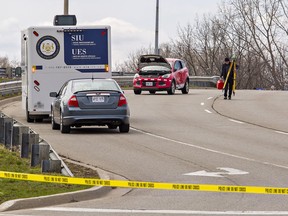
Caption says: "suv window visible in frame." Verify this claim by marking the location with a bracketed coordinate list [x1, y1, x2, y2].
[181, 60, 186, 68]
[174, 61, 183, 71]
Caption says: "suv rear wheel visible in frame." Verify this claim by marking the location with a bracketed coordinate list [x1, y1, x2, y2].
[181, 80, 189, 94]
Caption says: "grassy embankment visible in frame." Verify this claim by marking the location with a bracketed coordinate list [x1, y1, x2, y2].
[0, 145, 97, 204]
[0, 86, 97, 204]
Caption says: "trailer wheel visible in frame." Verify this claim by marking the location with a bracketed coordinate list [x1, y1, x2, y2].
[26, 112, 33, 123]
[26, 99, 33, 123]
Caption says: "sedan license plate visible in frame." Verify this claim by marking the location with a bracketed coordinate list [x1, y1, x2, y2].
[92, 96, 105, 103]
[146, 82, 153, 86]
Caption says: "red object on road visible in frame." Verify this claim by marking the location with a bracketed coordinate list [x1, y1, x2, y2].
[217, 79, 224, 90]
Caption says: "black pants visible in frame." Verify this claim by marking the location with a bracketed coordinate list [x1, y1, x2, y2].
[224, 79, 233, 98]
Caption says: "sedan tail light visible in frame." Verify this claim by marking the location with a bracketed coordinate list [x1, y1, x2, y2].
[68, 95, 79, 107]
[118, 94, 127, 107]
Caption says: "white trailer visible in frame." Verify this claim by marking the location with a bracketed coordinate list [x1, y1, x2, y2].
[21, 25, 111, 122]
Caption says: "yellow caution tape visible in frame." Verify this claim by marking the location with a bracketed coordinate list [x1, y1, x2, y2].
[1, 170, 288, 195]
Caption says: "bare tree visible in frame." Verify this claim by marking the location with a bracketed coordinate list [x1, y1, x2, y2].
[114, 46, 154, 72]
[225, 0, 288, 89]
[115, 0, 288, 90]
[0, 56, 10, 68]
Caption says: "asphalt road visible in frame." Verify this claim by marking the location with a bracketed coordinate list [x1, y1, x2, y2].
[1, 89, 288, 216]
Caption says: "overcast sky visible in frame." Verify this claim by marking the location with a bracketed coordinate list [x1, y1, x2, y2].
[0, 0, 222, 68]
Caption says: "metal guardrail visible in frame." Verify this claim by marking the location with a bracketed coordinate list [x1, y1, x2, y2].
[0, 76, 219, 95]
[114, 75, 219, 88]
[0, 80, 22, 96]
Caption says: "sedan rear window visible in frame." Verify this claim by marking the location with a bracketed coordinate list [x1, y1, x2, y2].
[72, 80, 120, 92]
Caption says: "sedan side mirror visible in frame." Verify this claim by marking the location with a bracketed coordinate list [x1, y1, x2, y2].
[49, 92, 58, 97]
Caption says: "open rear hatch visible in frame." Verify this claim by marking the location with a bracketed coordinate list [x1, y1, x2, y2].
[138, 54, 171, 71]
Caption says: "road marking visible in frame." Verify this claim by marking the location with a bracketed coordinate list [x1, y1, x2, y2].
[275, 131, 288, 136]
[184, 167, 249, 177]
[229, 119, 244, 124]
[34, 207, 288, 215]
[131, 128, 288, 170]
[205, 109, 212, 114]
[207, 97, 213, 100]
[200, 102, 205, 106]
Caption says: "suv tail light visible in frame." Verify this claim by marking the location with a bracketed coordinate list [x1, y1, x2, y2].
[118, 94, 127, 107]
[68, 95, 79, 107]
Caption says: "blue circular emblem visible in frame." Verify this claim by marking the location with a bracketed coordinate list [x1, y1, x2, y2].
[36, 36, 60, 60]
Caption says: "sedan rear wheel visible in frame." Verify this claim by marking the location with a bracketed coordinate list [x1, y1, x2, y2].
[60, 111, 70, 134]
[119, 123, 129, 133]
[51, 109, 60, 130]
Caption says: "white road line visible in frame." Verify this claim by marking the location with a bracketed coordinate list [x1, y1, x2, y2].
[275, 131, 288, 136]
[207, 97, 213, 100]
[34, 207, 288, 215]
[131, 128, 288, 170]
[229, 119, 244, 124]
[205, 109, 212, 114]
[201, 102, 205, 106]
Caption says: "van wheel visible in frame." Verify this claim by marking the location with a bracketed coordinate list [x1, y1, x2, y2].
[119, 124, 129, 133]
[60, 111, 70, 133]
[26, 111, 33, 123]
[181, 80, 189, 94]
[167, 81, 176, 95]
[26, 99, 33, 123]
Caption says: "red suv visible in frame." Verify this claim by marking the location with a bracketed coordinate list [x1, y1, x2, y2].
[133, 54, 189, 95]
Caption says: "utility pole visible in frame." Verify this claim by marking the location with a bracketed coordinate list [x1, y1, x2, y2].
[64, 0, 69, 15]
[154, 0, 159, 55]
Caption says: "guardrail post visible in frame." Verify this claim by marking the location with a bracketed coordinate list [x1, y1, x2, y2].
[0, 116, 5, 143]
[39, 143, 50, 162]
[31, 143, 50, 167]
[42, 160, 62, 173]
[21, 133, 39, 158]
[4, 118, 13, 149]
[31, 144, 39, 167]
[12, 125, 29, 149]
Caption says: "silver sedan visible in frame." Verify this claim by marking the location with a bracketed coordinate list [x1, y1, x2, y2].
[50, 78, 130, 133]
